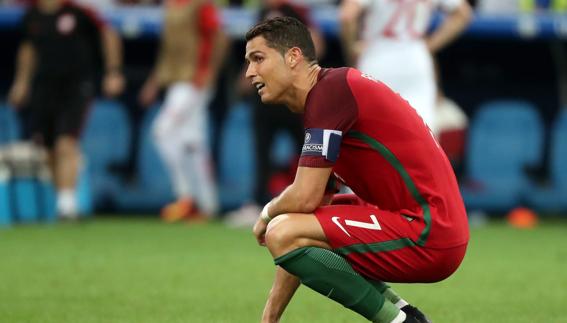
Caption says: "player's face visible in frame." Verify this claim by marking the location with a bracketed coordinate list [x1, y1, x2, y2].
[245, 36, 294, 104]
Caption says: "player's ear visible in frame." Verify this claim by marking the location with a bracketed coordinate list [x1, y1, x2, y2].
[287, 47, 302, 67]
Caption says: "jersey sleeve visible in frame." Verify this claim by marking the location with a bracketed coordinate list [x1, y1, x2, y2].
[437, 0, 463, 12]
[198, 1, 221, 35]
[194, 2, 221, 87]
[299, 68, 358, 168]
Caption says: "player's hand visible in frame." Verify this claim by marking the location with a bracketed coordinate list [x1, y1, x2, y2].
[425, 38, 438, 54]
[138, 80, 159, 108]
[253, 216, 269, 246]
[8, 81, 29, 109]
[346, 41, 365, 67]
[103, 71, 125, 98]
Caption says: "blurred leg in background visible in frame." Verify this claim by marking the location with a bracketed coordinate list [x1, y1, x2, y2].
[153, 83, 219, 221]
[28, 78, 95, 219]
[138, 0, 227, 221]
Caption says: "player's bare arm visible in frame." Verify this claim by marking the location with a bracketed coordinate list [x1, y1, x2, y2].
[100, 26, 125, 97]
[206, 28, 229, 87]
[253, 166, 332, 245]
[139, 47, 165, 107]
[308, 27, 326, 60]
[252, 165, 334, 322]
[339, 0, 364, 66]
[196, 2, 227, 88]
[426, 1, 473, 53]
[8, 41, 36, 108]
[261, 267, 301, 323]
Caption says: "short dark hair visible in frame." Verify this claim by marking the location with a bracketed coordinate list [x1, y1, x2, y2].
[245, 17, 317, 63]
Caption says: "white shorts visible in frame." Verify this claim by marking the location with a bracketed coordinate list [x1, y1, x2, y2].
[153, 82, 211, 145]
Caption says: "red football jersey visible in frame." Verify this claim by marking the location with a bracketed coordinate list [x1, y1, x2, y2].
[299, 67, 469, 248]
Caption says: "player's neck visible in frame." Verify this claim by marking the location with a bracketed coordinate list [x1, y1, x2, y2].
[286, 63, 321, 113]
[38, 0, 63, 13]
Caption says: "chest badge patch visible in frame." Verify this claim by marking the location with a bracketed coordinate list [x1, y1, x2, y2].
[57, 13, 76, 35]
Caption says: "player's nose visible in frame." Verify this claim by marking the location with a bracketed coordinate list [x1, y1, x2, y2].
[245, 63, 257, 79]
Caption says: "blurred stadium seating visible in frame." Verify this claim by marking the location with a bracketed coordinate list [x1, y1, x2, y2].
[0, 6, 566, 39]
[460, 100, 544, 212]
[0, 169, 9, 225]
[0, 6, 566, 217]
[81, 99, 132, 209]
[0, 103, 21, 145]
[526, 108, 567, 211]
[112, 104, 175, 212]
[218, 101, 255, 209]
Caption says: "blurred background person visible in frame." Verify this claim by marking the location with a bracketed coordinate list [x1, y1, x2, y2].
[73, 0, 116, 10]
[7, 0, 124, 219]
[116, 0, 161, 4]
[476, 0, 518, 13]
[224, 0, 326, 227]
[138, 0, 227, 222]
[339, 0, 472, 135]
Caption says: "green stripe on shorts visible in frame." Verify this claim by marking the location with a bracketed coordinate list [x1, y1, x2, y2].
[334, 238, 416, 256]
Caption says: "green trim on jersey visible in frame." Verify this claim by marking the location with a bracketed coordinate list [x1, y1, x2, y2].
[347, 130, 432, 246]
[335, 238, 416, 256]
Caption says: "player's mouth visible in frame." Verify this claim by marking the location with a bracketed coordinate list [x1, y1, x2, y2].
[253, 82, 266, 95]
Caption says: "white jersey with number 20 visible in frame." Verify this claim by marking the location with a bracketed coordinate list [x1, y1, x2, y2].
[355, 0, 462, 134]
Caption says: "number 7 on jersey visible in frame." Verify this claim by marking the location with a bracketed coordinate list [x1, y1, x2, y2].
[346, 215, 382, 230]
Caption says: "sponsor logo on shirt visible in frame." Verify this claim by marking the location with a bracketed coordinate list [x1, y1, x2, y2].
[57, 14, 76, 35]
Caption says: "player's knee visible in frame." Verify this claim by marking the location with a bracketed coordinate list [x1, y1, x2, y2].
[265, 215, 299, 254]
[55, 136, 78, 156]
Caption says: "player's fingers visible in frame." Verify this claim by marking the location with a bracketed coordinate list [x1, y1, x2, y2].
[104, 76, 124, 97]
[9, 93, 25, 109]
[139, 87, 155, 107]
[8, 86, 25, 108]
[256, 234, 266, 246]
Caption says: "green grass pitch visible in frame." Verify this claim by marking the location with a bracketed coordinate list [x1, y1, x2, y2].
[0, 217, 566, 323]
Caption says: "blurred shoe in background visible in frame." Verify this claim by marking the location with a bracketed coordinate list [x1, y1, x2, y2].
[224, 203, 261, 228]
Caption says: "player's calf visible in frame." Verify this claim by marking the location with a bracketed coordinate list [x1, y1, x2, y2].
[275, 246, 405, 322]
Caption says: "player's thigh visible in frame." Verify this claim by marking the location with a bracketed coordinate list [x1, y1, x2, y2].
[57, 80, 94, 139]
[315, 205, 441, 282]
[153, 83, 191, 137]
[346, 240, 466, 283]
[155, 83, 206, 141]
[29, 81, 60, 147]
[180, 86, 210, 144]
[314, 205, 415, 249]
[265, 213, 331, 255]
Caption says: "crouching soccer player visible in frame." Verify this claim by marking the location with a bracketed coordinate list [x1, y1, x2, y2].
[245, 17, 469, 323]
